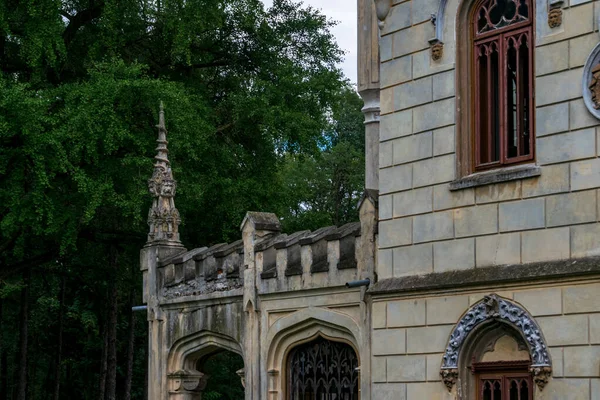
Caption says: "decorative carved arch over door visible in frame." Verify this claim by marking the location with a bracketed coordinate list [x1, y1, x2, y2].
[439, 294, 552, 392]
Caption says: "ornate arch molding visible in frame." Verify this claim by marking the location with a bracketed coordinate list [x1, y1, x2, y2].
[265, 307, 361, 400]
[440, 294, 552, 392]
[167, 331, 244, 397]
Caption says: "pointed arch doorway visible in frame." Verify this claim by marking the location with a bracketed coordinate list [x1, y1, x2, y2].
[286, 335, 359, 400]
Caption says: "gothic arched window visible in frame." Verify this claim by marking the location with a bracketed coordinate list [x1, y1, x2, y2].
[472, 0, 534, 170]
[287, 336, 359, 400]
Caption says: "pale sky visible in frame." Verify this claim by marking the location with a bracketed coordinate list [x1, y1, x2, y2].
[260, 0, 358, 83]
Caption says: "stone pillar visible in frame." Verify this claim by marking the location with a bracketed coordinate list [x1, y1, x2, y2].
[142, 103, 187, 400]
[358, 0, 381, 191]
[240, 212, 281, 400]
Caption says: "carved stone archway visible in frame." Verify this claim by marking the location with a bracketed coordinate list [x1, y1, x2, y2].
[265, 307, 361, 400]
[440, 294, 552, 392]
[167, 331, 244, 400]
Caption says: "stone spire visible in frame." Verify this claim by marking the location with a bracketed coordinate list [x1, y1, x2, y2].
[147, 102, 181, 245]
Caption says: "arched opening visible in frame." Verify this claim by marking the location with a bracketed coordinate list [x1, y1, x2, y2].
[440, 294, 551, 398]
[459, 321, 533, 400]
[167, 332, 245, 400]
[286, 335, 359, 400]
[196, 350, 245, 400]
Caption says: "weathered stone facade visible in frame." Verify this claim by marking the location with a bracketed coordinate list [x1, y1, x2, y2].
[141, 0, 600, 399]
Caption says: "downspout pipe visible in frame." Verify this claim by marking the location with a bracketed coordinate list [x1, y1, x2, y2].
[345, 278, 370, 289]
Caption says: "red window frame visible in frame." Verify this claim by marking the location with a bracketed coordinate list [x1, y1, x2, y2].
[473, 360, 533, 400]
[472, 0, 535, 171]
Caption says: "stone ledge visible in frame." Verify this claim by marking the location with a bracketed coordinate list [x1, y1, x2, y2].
[449, 164, 541, 191]
[369, 257, 600, 295]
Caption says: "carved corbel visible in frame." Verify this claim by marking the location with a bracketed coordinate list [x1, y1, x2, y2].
[429, 39, 444, 62]
[530, 366, 552, 391]
[374, 0, 393, 29]
[236, 368, 246, 388]
[440, 368, 458, 392]
[168, 370, 209, 393]
[548, 0, 564, 28]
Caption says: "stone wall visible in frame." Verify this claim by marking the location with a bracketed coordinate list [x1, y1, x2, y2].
[370, 283, 600, 399]
[377, 0, 600, 279]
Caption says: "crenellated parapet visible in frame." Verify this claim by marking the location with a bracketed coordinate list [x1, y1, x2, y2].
[155, 216, 365, 301]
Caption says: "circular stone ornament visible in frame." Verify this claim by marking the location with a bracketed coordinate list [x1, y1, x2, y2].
[582, 42, 600, 118]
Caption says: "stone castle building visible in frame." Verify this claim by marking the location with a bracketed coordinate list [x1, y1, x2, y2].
[141, 0, 600, 399]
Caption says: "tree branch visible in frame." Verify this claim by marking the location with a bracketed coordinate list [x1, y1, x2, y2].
[62, 1, 106, 47]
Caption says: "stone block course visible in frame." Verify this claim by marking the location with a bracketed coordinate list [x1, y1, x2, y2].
[433, 238, 475, 272]
[476, 233, 521, 267]
[392, 132, 433, 165]
[372, 356, 387, 382]
[379, 217, 412, 248]
[475, 181, 521, 204]
[406, 382, 450, 400]
[569, 99, 598, 130]
[392, 22, 433, 58]
[412, 48, 455, 80]
[434, 185, 475, 210]
[522, 227, 570, 263]
[393, 77, 433, 111]
[413, 211, 454, 243]
[536, 68, 584, 106]
[373, 328, 406, 355]
[547, 190, 597, 227]
[380, 141, 393, 168]
[413, 154, 455, 188]
[536, 103, 569, 137]
[571, 158, 600, 191]
[522, 164, 570, 198]
[570, 33, 597, 68]
[387, 355, 427, 382]
[381, 2, 411, 35]
[413, 98, 455, 133]
[381, 56, 413, 88]
[393, 243, 433, 276]
[381, 87, 394, 114]
[537, 314, 589, 346]
[432, 126, 454, 156]
[373, 302, 387, 329]
[549, 347, 564, 377]
[388, 299, 426, 327]
[372, 383, 406, 400]
[406, 325, 453, 354]
[426, 296, 470, 325]
[381, 34, 392, 62]
[537, 128, 596, 165]
[379, 194, 393, 220]
[564, 283, 600, 313]
[425, 354, 442, 381]
[591, 314, 600, 344]
[393, 187, 433, 217]
[499, 198, 545, 232]
[535, 41, 569, 76]
[412, 0, 438, 24]
[380, 164, 412, 194]
[381, 110, 412, 141]
[453, 204, 498, 237]
[542, 378, 590, 400]
[564, 346, 600, 377]
[513, 288, 562, 316]
[433, 70, 454, 101]
[572, 223, 600, 258]
[378, 248, 393, 280]
[593, 379, 600, 400]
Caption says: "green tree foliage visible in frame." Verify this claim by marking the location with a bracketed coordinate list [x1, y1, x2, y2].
[0, 0, 364, 399]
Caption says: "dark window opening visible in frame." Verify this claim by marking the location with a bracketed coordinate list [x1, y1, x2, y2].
[287, 336, 359, 400]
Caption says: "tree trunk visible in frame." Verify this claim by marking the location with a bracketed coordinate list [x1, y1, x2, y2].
[0, 298, 4, 400]
[0, 350, 7, 400]
[53, 275, 66, 400]
[105, 246, 119, 400]
[17, 269, 30, 400]
[98, 318, 109, 400]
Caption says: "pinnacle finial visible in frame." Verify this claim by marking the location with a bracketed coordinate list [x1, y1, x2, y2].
[146, 102, 181, 245]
